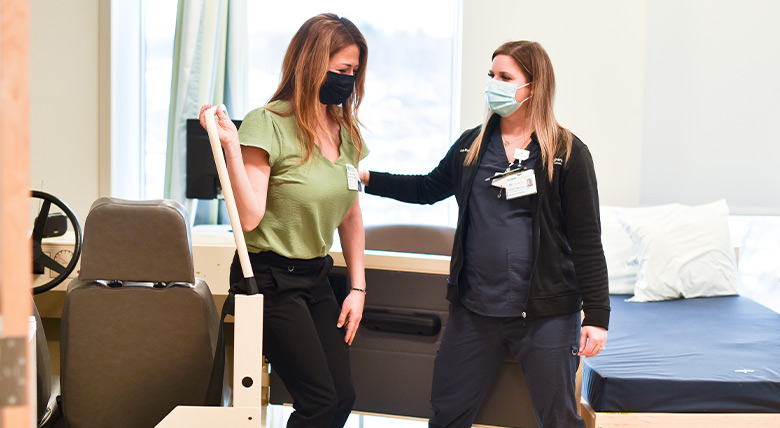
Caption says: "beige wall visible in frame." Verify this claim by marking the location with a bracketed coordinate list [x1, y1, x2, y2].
[30, 0, 105, 223]
[460, 0, 646, 207]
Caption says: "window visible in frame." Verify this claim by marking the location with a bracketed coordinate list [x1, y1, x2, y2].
[142, 1, 461, 228]
[143, 0, 178, 199]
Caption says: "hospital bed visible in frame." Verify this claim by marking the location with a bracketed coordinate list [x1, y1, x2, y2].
[580, 202, 780, 427]
[579, 294, 780, 427]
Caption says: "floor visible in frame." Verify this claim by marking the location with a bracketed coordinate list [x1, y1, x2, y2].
[264, 405, 430, 428]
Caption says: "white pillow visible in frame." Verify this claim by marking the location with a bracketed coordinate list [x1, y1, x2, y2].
[600, 206, 639, 294]
[617, 200, 739, 302]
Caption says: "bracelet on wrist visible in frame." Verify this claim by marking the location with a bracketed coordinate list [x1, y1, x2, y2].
[350, 287, 366, 294]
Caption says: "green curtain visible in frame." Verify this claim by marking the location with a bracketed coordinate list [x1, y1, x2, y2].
[164, 0, 247, 223]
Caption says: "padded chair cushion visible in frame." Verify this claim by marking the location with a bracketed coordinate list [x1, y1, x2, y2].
[365, 224, 455, 256]
[78, 198, 195, 283]
[60, 279, 219, 428]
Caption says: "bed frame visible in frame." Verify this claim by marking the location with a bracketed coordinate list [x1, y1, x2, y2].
[580, 399, 780, 428]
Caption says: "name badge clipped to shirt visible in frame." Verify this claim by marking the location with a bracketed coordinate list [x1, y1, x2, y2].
[346, 164, 361, 191]
[504, 169, 537, 199]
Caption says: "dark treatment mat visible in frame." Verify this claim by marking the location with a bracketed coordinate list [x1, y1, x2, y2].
[582, 294, 780, 413]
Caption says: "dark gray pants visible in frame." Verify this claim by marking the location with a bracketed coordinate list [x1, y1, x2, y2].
[429, 302, 584, 428]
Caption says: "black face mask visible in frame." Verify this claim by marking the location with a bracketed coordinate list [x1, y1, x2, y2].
[319, 71, 356, 105]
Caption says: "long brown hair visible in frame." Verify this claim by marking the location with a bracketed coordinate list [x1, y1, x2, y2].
[465, 41, 572, 181]
[267, 13, 367, 163]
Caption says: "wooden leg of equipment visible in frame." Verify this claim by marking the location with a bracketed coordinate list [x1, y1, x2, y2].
[157, 405, 264, 426]
[156, 294, 264, 427]
[232, 294, 265, 407]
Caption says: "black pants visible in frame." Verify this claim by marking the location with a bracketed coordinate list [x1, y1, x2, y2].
[429, 302, 584, 428]
[230, 251, 355, 428]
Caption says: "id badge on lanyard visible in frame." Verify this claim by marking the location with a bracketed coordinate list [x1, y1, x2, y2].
[504, 169, 537, 199]
[487, 149, 537, 199]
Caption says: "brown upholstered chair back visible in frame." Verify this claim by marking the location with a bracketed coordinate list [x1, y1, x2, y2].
[60, 198, 221, 428]
[364, 224, 455, 256]
[78, 198, 195, 283]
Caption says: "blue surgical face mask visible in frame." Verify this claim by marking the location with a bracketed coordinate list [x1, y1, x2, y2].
[485, 79, 532, 117]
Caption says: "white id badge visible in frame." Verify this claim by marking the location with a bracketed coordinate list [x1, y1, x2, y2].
[505, 169, 537, 199]
[346, 164, 360, 191]
[514, 148, 530, 162]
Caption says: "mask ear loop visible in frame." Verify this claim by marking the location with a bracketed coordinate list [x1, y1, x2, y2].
[516, 81, 532, 106]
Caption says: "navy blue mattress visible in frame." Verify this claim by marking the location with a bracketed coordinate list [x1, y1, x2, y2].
[582, 294, 780, 413]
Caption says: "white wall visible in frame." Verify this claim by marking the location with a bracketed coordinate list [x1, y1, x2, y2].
[640, 0, 780, 214]
[30, 0, 102, 223]
[460, 0, 646, 207]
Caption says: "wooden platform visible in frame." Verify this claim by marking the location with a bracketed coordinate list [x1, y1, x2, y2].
[581, 399, 780, 428]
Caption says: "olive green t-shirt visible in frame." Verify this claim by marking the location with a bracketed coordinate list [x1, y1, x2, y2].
[237, 100, 368, 259]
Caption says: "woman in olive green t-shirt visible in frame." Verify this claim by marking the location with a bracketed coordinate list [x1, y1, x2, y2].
[199, 14, 368, 428]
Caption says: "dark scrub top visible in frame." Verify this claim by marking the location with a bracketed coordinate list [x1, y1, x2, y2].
[460, 126, 539, 317]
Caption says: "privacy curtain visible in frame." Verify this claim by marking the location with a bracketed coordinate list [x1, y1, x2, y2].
[164, 0, 247, 222]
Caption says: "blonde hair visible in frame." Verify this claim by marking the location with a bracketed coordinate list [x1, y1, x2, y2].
[267, 13, 367, 164]
[465, 41, 572, 182]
